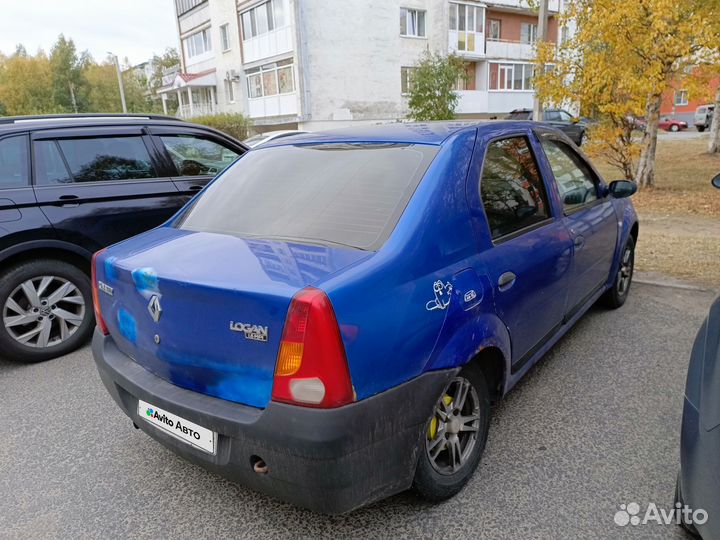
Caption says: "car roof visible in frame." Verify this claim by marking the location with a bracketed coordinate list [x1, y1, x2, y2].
[260, 120, 543, 147]
[0, 114, 213, 136]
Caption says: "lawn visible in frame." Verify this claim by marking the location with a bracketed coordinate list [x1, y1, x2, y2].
[593, 137, 720, 288]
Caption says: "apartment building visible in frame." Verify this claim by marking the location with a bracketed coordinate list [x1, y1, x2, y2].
[163, 0, 565, 130]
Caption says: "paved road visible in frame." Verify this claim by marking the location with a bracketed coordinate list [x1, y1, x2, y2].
[658, 128, 707, 141]
[1, 282, 715, 539]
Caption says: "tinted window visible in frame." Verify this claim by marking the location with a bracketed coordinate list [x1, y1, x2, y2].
[41, 136, 157, 184]
[544, 110, 561, 121]
[0, 135, 29, 188]
[540, 138, 598, 212]
[34, 141, 73, 185]
[480, 137, 550, 240]
[176, 143, 438, 250]
[159, 135, 239, 177]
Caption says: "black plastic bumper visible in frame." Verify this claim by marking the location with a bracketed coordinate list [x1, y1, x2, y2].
[92, 329, 457, 514]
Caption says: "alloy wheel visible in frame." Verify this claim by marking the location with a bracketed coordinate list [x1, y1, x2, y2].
[617, 245, 634, 295]
[2, 275, 85, 348]
[425, 376, 481, 475]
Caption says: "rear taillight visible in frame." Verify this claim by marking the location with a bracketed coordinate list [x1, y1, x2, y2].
[91, 249, 109, 335]
[271, 287, 354, 408]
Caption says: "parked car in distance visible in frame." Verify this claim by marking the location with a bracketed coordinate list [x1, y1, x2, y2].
[694, 105, 714, 132]
[243, 130, 308, 148]
[626, 115, 647, 132]
[93, 121, 638, 514]
[676, 174, 720, 539]
[0, 114, 246, 363]
[659, 117, 688, 132]
[506, 108, 588, 146]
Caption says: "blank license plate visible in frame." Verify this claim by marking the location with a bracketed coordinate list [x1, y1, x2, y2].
[138, 399, 216, 454]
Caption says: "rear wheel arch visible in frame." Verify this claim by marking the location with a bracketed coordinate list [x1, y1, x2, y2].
[0, 242, 92, 276]
[467, 346, 506, 403]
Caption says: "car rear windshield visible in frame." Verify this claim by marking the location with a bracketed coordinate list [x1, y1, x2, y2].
[175, 142, 439, 251]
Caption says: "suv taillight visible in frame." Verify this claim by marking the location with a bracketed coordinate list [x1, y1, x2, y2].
[91, 249, 109, 335]
[271, 287, 354, 408]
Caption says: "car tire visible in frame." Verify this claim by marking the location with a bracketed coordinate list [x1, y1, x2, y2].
[0, 259, 93, 363]
[675, 471, 701, 537]
[412, 363, 491, 502]
[670, 124, 680, 132]
[697, 126, 706, 133]
[602, 235, 635, 309]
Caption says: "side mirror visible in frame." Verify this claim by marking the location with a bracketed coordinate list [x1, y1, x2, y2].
[571, 117, 580, 124]
[712, 174, 720, 189]
[608, 180, 637, 198]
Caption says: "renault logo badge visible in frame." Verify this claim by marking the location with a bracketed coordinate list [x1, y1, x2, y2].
[148, 295, 162, 323]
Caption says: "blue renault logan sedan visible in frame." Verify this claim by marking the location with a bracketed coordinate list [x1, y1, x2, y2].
[92, 122, 638, 513]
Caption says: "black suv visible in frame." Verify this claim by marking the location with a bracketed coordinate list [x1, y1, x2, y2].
[506, 108, 588, 146]
[0, 114, 246, 362]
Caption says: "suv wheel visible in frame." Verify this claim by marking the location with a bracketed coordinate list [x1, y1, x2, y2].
[0, 259, 93, 363]
[413, 364, 490, 501]
[697, 125, 706, 133]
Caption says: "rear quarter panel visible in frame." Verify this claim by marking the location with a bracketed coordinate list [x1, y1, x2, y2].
[323, 130, 486, 400]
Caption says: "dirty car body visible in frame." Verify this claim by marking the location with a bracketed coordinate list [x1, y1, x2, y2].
[92, 121, 638, 513]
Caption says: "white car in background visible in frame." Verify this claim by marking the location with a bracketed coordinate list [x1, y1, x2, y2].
[243, 130, 308, 148]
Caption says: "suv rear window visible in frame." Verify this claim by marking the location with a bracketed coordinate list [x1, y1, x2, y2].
[176, 143, 438, 250]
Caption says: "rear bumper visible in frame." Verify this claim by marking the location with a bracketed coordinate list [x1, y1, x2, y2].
[92, 329, 456, 514]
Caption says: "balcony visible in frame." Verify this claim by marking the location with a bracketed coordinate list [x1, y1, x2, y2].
[485, 39, 535, 60]
[485, 0, 560, 12]
[243, 26, 293, 64]
[448, 30, 485, 58]
[248, 92, 298, 119]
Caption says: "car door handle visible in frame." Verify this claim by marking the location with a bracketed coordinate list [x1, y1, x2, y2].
[497, 272, 516, 291]
[187, 185, 203, 192]
[56, 195, 80, 207]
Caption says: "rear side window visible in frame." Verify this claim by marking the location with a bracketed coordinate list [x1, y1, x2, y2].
[176, 143, 438, 250]
[480, 137, 550, 240]
[0, 135, 29, 188]
[158, 135, 239, 177]
[540, 138, 598, 212]
[36, 136, 157, 185]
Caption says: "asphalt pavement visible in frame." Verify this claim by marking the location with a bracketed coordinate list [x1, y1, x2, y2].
[0, 281, 716, 540]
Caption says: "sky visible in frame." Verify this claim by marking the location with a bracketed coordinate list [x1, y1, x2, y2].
[0, 0, 178, 67]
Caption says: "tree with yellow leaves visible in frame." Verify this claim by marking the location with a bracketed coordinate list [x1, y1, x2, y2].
[535, 0, 719, 188]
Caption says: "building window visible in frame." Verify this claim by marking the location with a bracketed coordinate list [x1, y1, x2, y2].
[449, 2, 485, 52]
[401, 66, 417, 94]
[454, 62, 476, 91]
[560, 26, 570, 45]
[521, 23, 538, 44]
[674, 90, 689, 106]
[488, 19, 501, 40]
[241, 0, 285, 40]
[489, 62, 535, 91]
[400, 8, 426, 37]
[184, 28, 212, 58]
[246, 58, 294, 99]
[220, 24, 231, 51]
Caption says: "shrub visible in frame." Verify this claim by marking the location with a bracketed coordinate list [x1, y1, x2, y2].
[190, 113, 252, 140]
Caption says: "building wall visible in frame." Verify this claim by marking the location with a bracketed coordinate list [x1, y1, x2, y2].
[207, 0, 245, 113]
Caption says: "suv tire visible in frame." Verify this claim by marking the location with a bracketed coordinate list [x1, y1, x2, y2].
[413, 364, 490, 501]
[0, 259, 93, 363]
